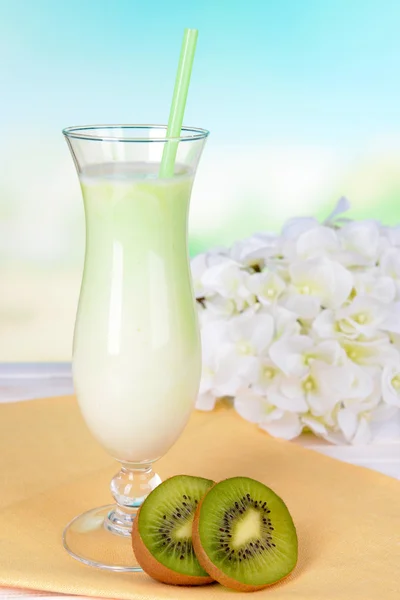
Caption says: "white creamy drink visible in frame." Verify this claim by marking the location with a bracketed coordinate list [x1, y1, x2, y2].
[73, 163, 201, 463]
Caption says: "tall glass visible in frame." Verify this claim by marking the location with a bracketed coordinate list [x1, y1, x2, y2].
[62, 125, 209, 571]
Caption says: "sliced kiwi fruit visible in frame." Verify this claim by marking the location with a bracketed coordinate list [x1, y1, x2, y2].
[132, 475, 215, 585]
[192, 476, 298, 591]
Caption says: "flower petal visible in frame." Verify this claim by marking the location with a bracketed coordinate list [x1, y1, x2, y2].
[370, 408, 400, 442]
[269, 335, 313, 377]
[234, 390, 265, 423]
[301, 415, 328, 435]
[201, 319, 228, 361]
[289, 257, 353, 310]
[284, 293, 321, 319]
[354, 271, 396, 304]
[196, 392, 217, 411]
[317, 361, 374, 400]
[213, 350, 252, 396]
[380, 248, 400, 280]
[338, 221, 381, 267]
[312, 309, 336, 339]
[229, 311, 274, 355]
[296, 226, 339, 260]
[249, 314, 275, 354]
[206, 295, 237, 317]
[335, 296, 394, 338]
[271, 306, 301, 339]
[343, 338, 399, 367]
[352, 417, 372, 445]
[282, 217, 319, 239]
[337, 408, 358, 442]
[381, 365, 400, 407]
[230, 234, 279, 267]
[260, 410, 303, 440]
[252, 360, 280, 394]
[268, 384, 308, 412]
[324, 196, 351, 225]
[247, 271, 286, 304]
[382, 302, 400, 334]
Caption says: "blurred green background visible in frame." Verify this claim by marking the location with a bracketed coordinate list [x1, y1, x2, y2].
[1, 0, 400, 360]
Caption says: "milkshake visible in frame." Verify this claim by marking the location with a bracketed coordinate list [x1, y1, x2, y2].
[62, 24, 207, 572]
[73, 162, 201, 463]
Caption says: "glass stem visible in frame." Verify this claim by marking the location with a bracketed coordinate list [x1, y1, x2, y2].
[105, 463, 162, 537]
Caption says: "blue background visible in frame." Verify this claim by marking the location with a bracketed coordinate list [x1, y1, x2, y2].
[3, 0, 400, 145]
[1, 0, 400, 359]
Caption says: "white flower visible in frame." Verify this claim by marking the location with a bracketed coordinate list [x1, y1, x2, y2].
[196, 318, 256, 406]
[318, 361, 374, 401]
[269, 335, 343, 377]
[266, 376, 309, 412]
[191, 251, 232, 298]
[234, 389, 265, 423]
[336, 410, 372, 444]
[331, 377, 383, 444]
[196, 319, 229, 410]
[247, 270, 286, 305]
[195, 391, 217, 411]
[335, 297, 396, 337]
[384, 226, 400, 247]
[390, 332, 400, 351]
[204, 296, 237, 317]
[312, 309, 342, 339]
[230, 234, 279, 268]
[320, 362, 369, 413]
[295, 226, 340, 260]
[270, 306, 301, 340]
[285, 257, 353, 318]
[380, 248, 400, 299]
[259, 410, 303, 440]
[353, 271, 396, 304]
[369, 407, 400, 442]
[279, 218, 322, 265]
[337, 221, 381, 267]
[195, 200, 400, 445]
[323, 196, 351, 226]
[250, 359, 281, 395]
[197, 309, 276, 412]
[341, 336, 399, 367]
[265, 360, 373, 428]
[201, 258, 255, 310]
[314, 299, 399, 342]
[282, 216, 319, 239]
[224, 309, 274, 364]
[382, 365, 400, 407]
[384, 302, 400, 334]
[301, 415, 329, 436]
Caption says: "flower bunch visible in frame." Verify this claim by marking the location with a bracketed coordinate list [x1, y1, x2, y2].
[192, 198, 400, 444]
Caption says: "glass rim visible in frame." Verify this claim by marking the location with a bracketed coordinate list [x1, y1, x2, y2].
[62, 124, 210, 143]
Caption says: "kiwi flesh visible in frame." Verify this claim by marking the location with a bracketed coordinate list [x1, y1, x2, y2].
[192, 476, 298, 591]
[132, 475, 214, 585]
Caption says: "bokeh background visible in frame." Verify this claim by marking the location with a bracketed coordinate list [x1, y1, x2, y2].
[2, 0, 400, 361]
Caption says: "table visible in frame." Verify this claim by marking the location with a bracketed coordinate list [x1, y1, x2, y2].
[0, 363, 399, 599]
[1, 363, 399, 479]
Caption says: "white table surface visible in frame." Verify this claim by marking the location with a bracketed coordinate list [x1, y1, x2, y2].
[0, 363, 399, 599]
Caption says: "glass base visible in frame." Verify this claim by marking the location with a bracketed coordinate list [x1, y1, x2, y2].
[63, 505, 142, 571]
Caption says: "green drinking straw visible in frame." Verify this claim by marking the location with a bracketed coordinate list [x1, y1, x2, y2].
[159, 28, 198, 178]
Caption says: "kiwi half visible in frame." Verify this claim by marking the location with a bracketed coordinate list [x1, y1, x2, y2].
[132, 475, 214, 585]
[192, 477, 298, 591]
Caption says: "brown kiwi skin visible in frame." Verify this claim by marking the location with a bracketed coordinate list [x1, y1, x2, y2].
[132, 508, 214, 586]
[192, 484, 295, 592]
